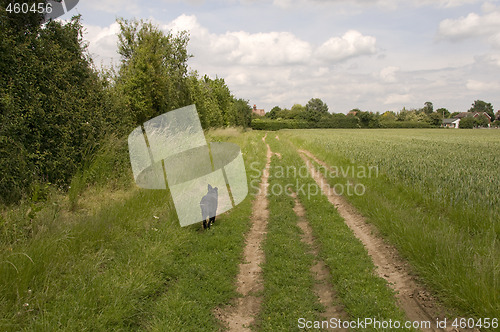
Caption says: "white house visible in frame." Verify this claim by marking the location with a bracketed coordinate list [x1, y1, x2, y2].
[442, 118, 460, 128]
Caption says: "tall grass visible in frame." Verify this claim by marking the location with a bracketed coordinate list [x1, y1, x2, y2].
[0, 130, 266, 331]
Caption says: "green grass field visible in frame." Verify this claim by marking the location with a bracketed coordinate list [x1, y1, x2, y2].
[1, 128, 498, 330]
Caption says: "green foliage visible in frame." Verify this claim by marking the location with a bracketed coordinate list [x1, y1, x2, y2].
[379, 121, 432, 128]
[0, 8, 110, 204]
[115, 19, 250, 130]
[304, 98, 328, 122]
[469, 100, 494, 120]
[436, 108, 450, 118]
[475, 114, 490, 127]
[0, 137, 31, 204]
[459, 116, 477, 129]
[381, 111, 397, 121]
[423, 101, 434, 114]
[290, 103, 306, 120]
[357, 111, 380, 128]
[68, 135, 131, 210]
[1, 14, 250, 205]
[267, 106, 281, 119]
[116, 18, 191, 125]
[231, 98, 253, 127]
[251, 119, 311, 130]
[427, 112, 443, 126]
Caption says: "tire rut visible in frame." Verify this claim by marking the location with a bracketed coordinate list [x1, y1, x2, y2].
[217, 134, 272, 331]
[298, 148, 454, 332]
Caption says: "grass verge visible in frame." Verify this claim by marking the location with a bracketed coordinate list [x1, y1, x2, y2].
[0, 129, 266, 331]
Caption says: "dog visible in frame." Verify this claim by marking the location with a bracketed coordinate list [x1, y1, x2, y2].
[200, 184, 218, 229]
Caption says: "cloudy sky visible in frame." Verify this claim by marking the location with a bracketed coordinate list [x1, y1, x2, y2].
[62, 0, 500, 114]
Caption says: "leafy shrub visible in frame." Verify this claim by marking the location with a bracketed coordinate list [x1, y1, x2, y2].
[379, 121, 433, 128]
[0, 136, 31, 204]
[459, 117, 476, 129]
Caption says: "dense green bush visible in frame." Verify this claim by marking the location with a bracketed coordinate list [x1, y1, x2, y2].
[459, 117, 476, 129]
[0, 6, 110, 204]
[379, 121, 433, 128]
[251, 119, 311, 130]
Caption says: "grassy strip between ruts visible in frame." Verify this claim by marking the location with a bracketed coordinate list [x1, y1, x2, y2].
[0, 130, 266, 331]
[261, 136, 407, 331]
[283, 131, 499, 321]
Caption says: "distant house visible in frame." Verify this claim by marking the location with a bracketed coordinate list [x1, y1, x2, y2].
[252, 105, 265, 116]
[347, 110, 359, 117]
[442, 118, 460, 128]
[454, 112, 492, 122]
[443, 111, 492, 128]
[496, 110, 500, 121]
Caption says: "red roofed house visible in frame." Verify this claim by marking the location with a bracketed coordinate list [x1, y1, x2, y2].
[252, 105, 265, 117]
[454, 112, 492, 122]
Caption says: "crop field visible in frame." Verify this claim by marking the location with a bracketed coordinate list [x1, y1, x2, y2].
[1, 128, 499, 331]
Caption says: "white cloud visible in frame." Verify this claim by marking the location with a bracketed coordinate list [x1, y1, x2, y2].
[379, 66, 399, 83]
[273, 0, 481, 9]
[316, 30, 377, 63]
[84, 0, 140, 14]
[384, 93, 413, 105]
[438, 5, 500, 47]
[416, 0, 481, 8]
[466, 79, 500, 91]
[165, 15, 313, 66]
[165, 15, 375, 66]
[84, 22, 121, 67]
[475, 53, 500, 67]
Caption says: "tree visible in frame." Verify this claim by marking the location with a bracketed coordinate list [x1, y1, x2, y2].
[357, 111, 380, 128]
[231, 98, 252, 127]
[436, 108, 450, 118]
[1, 4, 110, 203]
[186, 72, 221, 128]
[304, 98, 328, 122]
[306, 98, 329, 114]
[116, 18, 191, 125]
[475, 114, 490, 127]
[428, 113, 443, 126]
[207, 76, 233, 126]
[290, 104, 306, 120]
[460, 117, 477, 129]
[423, 101, 433, 115]
[381, 111, 396, 121]
[469, 100, 494, 120]
[267, 106, 281, 120]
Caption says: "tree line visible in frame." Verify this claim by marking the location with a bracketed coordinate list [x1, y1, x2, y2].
[252, 99, 499, 130]
[0, 1, 252, 205]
